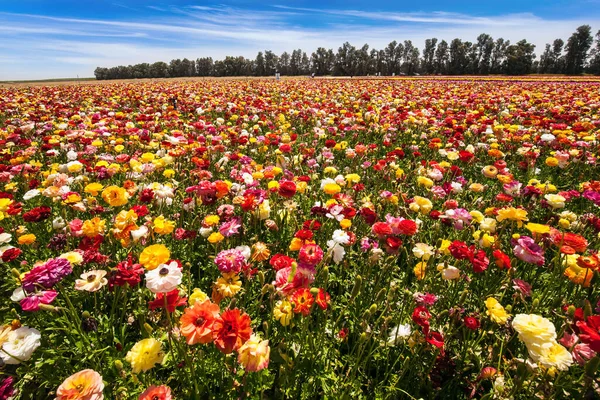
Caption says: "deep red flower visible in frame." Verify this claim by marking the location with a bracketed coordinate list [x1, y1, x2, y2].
[109, 255, 144, 288]
[412, 306, 431, 331]
[315, 288, 331, 310]
[464, 316, 480, 330]
[278, 181, 296, 198]
[22, 206, 52, 222]
[469, 249, 489, 273]
[426, 331, 444, 349]
[1, 247, 21, 263]
[449, 241, 472, 260]
[396, 219, 418, 235]
[148, 289, 188, 313]
[269, 254, 295, 271]
[576, 316, 600, 352]
[372, 222, 392, 237]
[493, 249, 512, 270]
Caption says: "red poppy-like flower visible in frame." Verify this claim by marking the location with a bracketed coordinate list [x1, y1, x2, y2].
[576, 316, 600, 352]
[278, 180, 296, 198]
[269, 254, 295, 271]
[426, 331, 444, 349]
[302, 219, 322, 231]
[315, 288, 330, 310]
[493, 249, 512, 270]
[109, 256, 144, 288]
[464, 316, 480, 330]
[372, 222, 393, 237]
[449, 241, 472, 260]
[360, 207, 377, 225]
[180, 300, 220, 345]
[148, 289, 188, 312]
[291, 288, 315, 316]
[551, 229, 588, 253]
[412, 306, 431, 331]
[22, 206, 52, 222]
[1, 247, 21, 263]
[298, 243, 323, 266]
[470, 249, 489, 273]
[396, 219, 418, 235]
[213, 308, 252, 354]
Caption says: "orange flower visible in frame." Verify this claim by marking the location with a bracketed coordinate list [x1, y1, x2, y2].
[138, 385, 172, 400]
[213, 308, 252, 354]
[577, 255, 599, 270]
[551, 229, 588, 253]
[564, 264, 594, 287]
[56, 369, 104, 400]
[180, 300, 220, 345]
[291, 288, 315, 316]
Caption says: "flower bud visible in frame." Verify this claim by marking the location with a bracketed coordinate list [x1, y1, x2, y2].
[359, 332, 369, 341]
[11, 268, 21, 279]
[82, 311, 91, 319]
[228, 298, 237, 309]
[39, 304, 59, 313]
[505, 304, 512, 313]
[143, 322, 153, 335]
[532, 298, 539, 309]
[257, 271, 265, 286]
[459, 290, 468, 304]
[567, 305, 576, 317]
[584, 300, 593, 318]
[369, 304, 378, 315]
[114, 360, 124, 371]
[375, 288, 386, 304]
[262, 321, 269, 336]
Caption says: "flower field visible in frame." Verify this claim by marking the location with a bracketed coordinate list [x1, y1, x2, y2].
[2, 76, 600, 399]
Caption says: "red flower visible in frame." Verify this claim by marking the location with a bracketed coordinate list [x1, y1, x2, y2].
[396, 219, 418, 235]
[302, 219, 322, 231]
[1, 247, 21, 263]
[359, 207, 377, 225]
[291, 288, 315, 316]
[576, 316, 600, 352]
[469, 249, 489, 273]
[372, 222, 392, 237]
[269, 254, 295, 271]
[148, 289, 188, 312]
[464, 316, 480, 330]
[493, 249, 512, 270]
[315, 288, 331, 310]
[412, 306, 431, 332]
[213, 308, 252, 354]
[426, 331, 445, 349]
[449, 241, 472, 260]
[278, 180, 296, 198]
[22, 206, 52, 223]
[109, 256, 144, 288]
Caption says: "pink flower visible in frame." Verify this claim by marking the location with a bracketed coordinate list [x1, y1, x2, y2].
[219, 217, 242, 237]
[20, 290, 58, 312]
[512, 236, 545, 265]
[69, 219, 84, 236]
[573, 343, 595, 366]
[215, 248, 246, 273]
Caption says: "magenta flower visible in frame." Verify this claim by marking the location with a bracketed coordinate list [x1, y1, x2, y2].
[512, 236, 545, 266]
[20, 290, 58, 312]
[219, 217, 242, 237]
[0, 376, 15, 400]
[21, 257, 72, 292]
[215, 248, 246, 273]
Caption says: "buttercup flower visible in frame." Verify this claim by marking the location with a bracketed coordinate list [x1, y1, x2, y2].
[125, 338, 164, 373]
[56, 369, 104, 400]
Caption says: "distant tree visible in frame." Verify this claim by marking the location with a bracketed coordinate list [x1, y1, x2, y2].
[254, 52, 265, 76]
[551, 39, 565, 73]
[434, 40, 449, 74]
[422, 38, 438, 74]
[355, 44, 372, 75]
[564, 25, 593, 74]
[300, 52, 310, 75]
[149, 62, 169, 78]
[311, 47, 334, 75]
[290, 49, 302, 75]
[491, 38, 510, 74]
[503, 39, 536, 75]
[449, 39, 468, 75]
[196, 57, 214, 77]
[588, 30, 600, 74]
[477, 34, 494, 74]
[334, 42, 358, 75]
[264, 50, 278, 75]
[279, 51, 290, 75]
[94, 67, 108, 80]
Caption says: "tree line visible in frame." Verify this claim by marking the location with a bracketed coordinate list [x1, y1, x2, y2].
[94, 25, 600, 79]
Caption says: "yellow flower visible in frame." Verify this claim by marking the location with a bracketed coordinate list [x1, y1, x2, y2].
[273, 300, 293, 326]
[125, 338, 164, 373]
[84, 183, 103, 196]
[417, 176, 434, 188]
[413, 262, 427, 280]
[189, 288, 208, 305]
[207, 232, 224, 244]
[153, 215, 175, 235]
[438, 239, 451, 255]
[323, 183, 341, 195]
[525, 223, 551, 235]
[564, 264, 593, 287]
[485, 298, 510, 324]
[340, 219, 352, 229]
[469, 183, 485, 192]
[163, 169, 175, 178]
[512, 314, 556, 345]
[496, 207, 528, 227]
[101, 185, 129, 207]
[215, 272, 242, 298]
[204, 215, 220, 226]
[59, 251, 84, 265]
[82, 217, 106, 238]
[345, 173, 361, 184]
[409, 196, 433, 215]
[532, 342, 573, 371]
[545, 157, 559, 167]
[17, 234, 36, 245]
[139, 244, 170, 270]
[237, 334, 270, 372]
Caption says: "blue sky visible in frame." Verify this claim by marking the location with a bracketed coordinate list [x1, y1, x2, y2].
[1, 0, 599, 80]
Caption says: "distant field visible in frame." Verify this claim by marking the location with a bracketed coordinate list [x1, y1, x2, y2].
[2, 74, 600, 88]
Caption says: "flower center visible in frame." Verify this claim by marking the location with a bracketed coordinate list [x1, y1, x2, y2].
[159, 267, 169, 276]
[87, 274, 96, 282]
[195, 317, 205, 326]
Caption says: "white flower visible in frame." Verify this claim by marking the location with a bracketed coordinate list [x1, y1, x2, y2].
[235, 245, 252, 261]
[441, 265, 461, 280]
[145, 261, 182, 293]
[23, 189, 40, 201]
[199, 227, 213, 238]
[540, 133, 556, 143]
[0, 326, 41, 364]
[130, 225, 149, 243]
[327, 241, 346, 264]
[0, 233, 12, 245]
[388, 324, 412, 344]
[412, 243, 434, 260]
[52, 217, 66, 230]
[10, 287, 27, 302]
[331, 229, 350, 245]
[479, 218, 497, 233]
